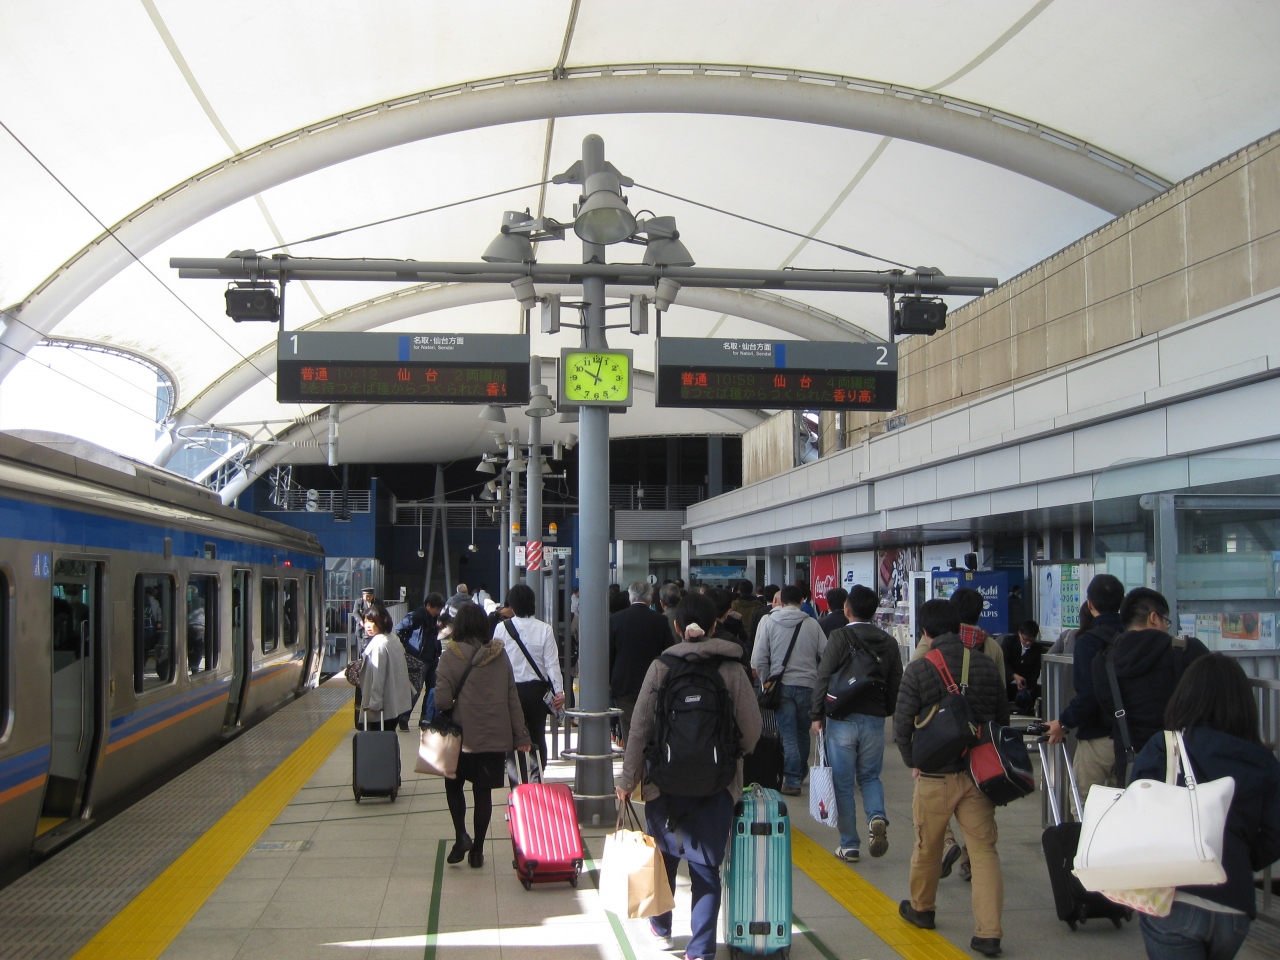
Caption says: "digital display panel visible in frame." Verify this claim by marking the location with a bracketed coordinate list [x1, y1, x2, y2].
[276, 331, 531, 404]
[277, 361, 529, 403]
[655, 337, 898, 411]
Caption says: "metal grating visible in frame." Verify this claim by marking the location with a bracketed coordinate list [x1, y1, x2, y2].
[613, 509, 687, 541]
[0, 685, 351, 959]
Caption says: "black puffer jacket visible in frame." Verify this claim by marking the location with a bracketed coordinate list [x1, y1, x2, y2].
[1093, 629, 1209, 770]
[811, 622, 902, 719]
[893, 634, 1009, 772]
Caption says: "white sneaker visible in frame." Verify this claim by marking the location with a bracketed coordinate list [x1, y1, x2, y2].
[834, 846, 860, 862]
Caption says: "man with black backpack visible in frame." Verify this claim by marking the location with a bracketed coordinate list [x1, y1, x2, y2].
[618, 592, 762, 960]
[894, 599, 1008, 957]
[1091, 587, 1208, 785]
[811, 585, 902, 862]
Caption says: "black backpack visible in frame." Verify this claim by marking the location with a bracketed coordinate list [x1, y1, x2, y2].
[825, 627, 888, 719]
[646, 653, 741, 797]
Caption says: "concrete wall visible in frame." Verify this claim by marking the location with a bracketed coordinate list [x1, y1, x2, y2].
[744, 128, 1280, 481]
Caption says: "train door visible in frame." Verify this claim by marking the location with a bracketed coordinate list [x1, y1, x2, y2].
[224, 570, 252, 730]
[297, 573, 320, 690]
[43, 559, 104, 826]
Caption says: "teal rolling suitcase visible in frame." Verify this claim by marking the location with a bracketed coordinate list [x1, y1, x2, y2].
[724, 785, 792, 959]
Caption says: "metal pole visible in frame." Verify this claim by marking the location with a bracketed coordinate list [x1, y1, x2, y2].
[435, 465, 452, 596]
[423, 491, 439, 600]
[508, 429, 522, 592]
[574, 133, 615, 825]
[499, 472, 509, 601]
[527, 356, 545, 620]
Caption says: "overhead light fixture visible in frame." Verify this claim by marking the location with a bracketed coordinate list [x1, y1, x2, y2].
[558, 409, 578, 424]
[893, 297, 948, 336]
[507, 453, 528, 472]
[483, 210, 535, 263]
[655, 277, 681, 312]
[636, 216, 695, 267]
[485, 479, 498, 493]
[479, 486, 496, 501]
[573, 171, 636, 245]
[525, 384, 555, 418]
[476, 457, 496, 474]
[478, 404, 507, 424]
[564, 433, 578, 450]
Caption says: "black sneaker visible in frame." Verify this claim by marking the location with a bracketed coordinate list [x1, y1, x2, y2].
[899, 900, 936, 930]
[970, 937, 1001, 957]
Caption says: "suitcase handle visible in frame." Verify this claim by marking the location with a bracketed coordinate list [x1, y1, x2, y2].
[362, 710, 386, 731]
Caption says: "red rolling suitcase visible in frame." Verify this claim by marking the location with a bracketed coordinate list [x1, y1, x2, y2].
[506, 754, 584, 890]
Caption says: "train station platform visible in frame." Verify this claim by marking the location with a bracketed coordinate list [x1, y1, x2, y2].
[2, 682, 1277, 960]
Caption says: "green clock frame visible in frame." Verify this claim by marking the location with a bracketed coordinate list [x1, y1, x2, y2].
[559, 348, 634, 407]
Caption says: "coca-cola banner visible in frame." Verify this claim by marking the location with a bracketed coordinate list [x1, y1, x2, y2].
[811, 553, 840, 612]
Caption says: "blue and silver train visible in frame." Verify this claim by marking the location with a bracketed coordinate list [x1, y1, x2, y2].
[0, 431, 325, 872]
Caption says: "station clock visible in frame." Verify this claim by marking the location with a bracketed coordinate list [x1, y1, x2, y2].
[559, 348, 633, 407]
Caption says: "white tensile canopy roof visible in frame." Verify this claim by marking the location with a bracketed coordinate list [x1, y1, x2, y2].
[2, 0, 1278, 468]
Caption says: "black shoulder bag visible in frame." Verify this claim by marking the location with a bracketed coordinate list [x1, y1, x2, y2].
[758, 623, 803, 711]
[504, 619, 554, 717]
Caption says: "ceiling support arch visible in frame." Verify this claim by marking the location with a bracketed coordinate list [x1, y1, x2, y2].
[152, 282, 874, 464]
[1, 63, 1169, 389]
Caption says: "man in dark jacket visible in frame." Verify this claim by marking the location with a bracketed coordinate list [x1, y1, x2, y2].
[811, 585, 902, 862]
[1046, 574, 1125, 795]
[395, 592, 444, 729]
[1093, 587, 1209, 783]
[610, 580, 676, 742]
[817, 587, 849, 636]
[999, 620, 1043, 712]
[894, 599, 1008, 957]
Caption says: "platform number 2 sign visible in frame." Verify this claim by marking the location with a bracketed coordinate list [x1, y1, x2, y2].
[32, 552, 51, 578]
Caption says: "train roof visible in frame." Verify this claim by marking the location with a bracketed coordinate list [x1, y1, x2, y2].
[0, 431, 323, 555]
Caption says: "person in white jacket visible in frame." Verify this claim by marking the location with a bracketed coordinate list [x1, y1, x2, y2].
[493, 583, 565, 766]
[359, 602, 414, 730]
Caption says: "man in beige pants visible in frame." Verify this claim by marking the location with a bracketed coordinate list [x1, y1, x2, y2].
[895, 600, 1009, 957]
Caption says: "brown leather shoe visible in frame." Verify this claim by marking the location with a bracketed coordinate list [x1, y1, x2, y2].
[970, 937, 1001, 956]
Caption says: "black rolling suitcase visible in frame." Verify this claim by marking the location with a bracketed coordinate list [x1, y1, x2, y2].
[742, 709, 784, 791]
[353, 711, 401, 802]
[1037, 740, 1129, 931]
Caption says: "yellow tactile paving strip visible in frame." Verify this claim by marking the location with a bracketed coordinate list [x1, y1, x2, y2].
[70, 695, 354, 960]
[792, 829, 969, 960]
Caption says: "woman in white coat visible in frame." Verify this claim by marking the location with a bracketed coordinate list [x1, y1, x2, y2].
[359, 602, 414, 730]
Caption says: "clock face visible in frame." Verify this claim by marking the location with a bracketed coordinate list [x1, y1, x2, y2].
[563, 351, 631, 404]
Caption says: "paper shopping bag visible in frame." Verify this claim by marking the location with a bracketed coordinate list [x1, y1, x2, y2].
[415, 713, 462, 778]
[598, 802, 675, 919]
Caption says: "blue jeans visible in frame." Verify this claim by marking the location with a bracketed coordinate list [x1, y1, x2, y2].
[825, 713, 887, 850]
[1139, 901, 1250, 960]
[650, 854, 722, 960]
[776, 684, 813, 787]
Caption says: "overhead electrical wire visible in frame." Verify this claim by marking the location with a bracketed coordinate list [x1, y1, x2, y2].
[630, 181, 916, 271]
[0, 117, 279, 424]
[255, 181, 551, 254]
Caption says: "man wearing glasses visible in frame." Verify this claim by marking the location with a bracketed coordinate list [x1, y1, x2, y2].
[1092, 587, 1210, 784]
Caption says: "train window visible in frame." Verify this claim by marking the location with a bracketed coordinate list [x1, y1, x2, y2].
[282, 579, 299, 647]
[261, 578, 280, 653]
[186, 576, 218, 676]
[135, 575, 176, 692]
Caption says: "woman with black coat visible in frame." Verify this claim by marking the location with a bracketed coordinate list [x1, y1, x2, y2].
[1130, 654, 1280, 959]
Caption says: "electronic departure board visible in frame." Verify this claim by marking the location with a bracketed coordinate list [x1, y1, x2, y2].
[655, 338, 898, 411]
[277, 332, 530, 404]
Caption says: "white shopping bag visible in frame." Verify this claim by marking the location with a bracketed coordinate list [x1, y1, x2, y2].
[809, 730, 839, 828]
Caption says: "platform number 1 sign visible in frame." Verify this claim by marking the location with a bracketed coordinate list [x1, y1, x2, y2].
[32, 553, 50, 578]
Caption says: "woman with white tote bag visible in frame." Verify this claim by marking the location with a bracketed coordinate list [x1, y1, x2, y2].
[1105, 655, 1280, 960]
